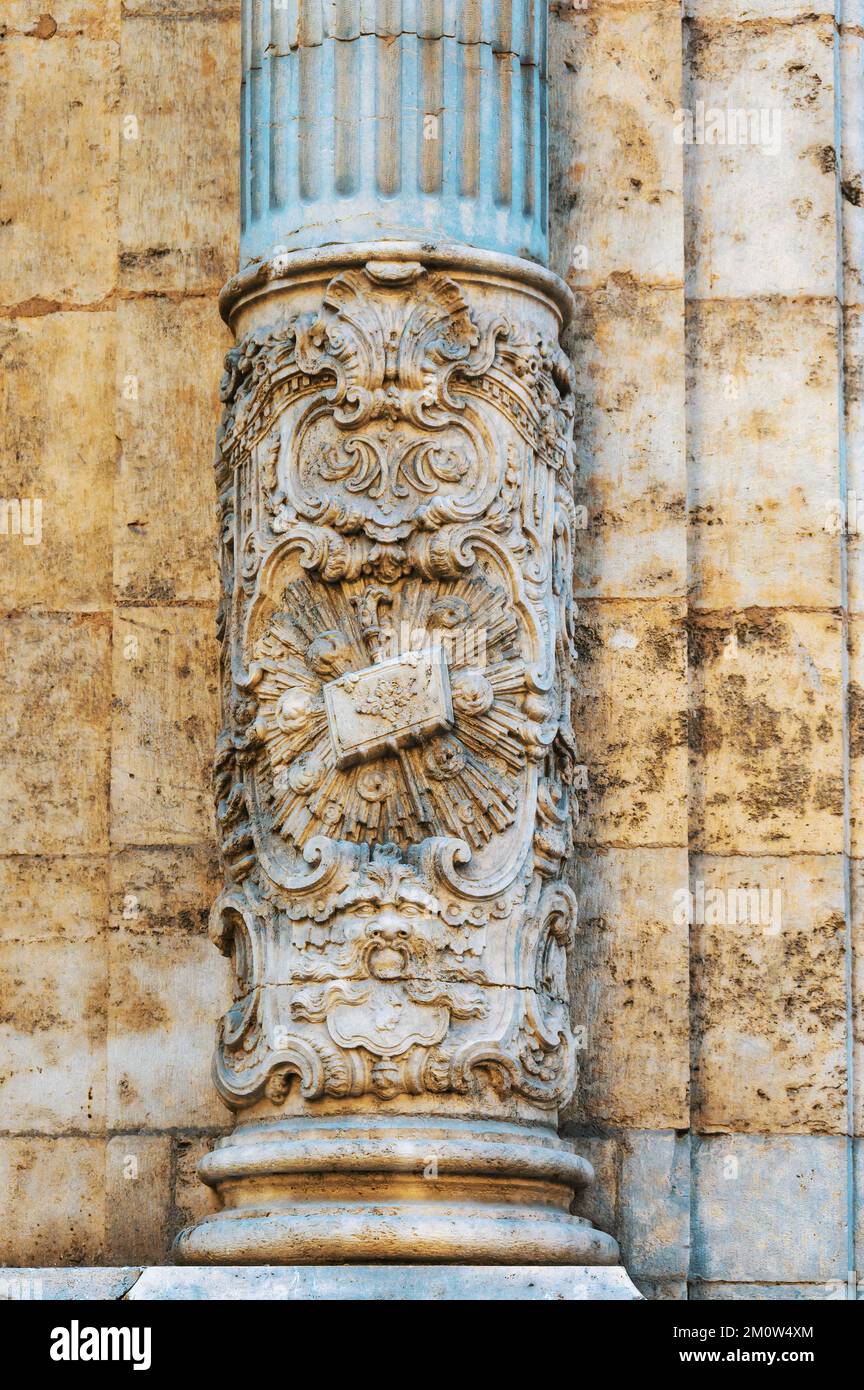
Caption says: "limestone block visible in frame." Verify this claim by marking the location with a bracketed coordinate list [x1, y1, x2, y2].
[692, 854, 847, 1134]
[687, 299, 841, 612]
[109, 843, 221, 938]
[106, 1134, 172, 1265]
[0, 1268, 141, 1301]
[618, 1130, 690, 1281]
[566, 285, 687, 600]
[171, 1133, 223, 1238]
[0, 855, 107, 942]
[126, 1265, 643, 1301]
[689, 609, 844, 855]
[0, 937, 106, 1132]
[847, 307, 864, 616]
[572, 600, 687, 847]
[0, 312, 114, 612]
[851, 862, 864, 1133]
[107, 927, 230, 1129]
[548, 3, 684, 288]
[110, 606, 219, 846]
[565, 1132, 618, 1237]
[684, 18, 837, 299]
[0, 36, 117, 307]
[119, 13, 239, 293]
[0, 1138, 105, 1266]
[684, 0, 834, 16]
[691, 1134, 847, 1282]
[115, 298, 228, 603]
[565, 847, 690, 1130]
[2, 3, 120, 36]
[0, 614, 110, 854]
[691, 1281, 846, 1299]
[840, 30, 864, 307]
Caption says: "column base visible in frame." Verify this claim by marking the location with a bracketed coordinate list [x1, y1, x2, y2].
[172, 1115, 622, 1267]
[129, 1265, 643, 1301]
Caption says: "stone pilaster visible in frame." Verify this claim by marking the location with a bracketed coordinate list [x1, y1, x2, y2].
[175, 0, 624, 1267]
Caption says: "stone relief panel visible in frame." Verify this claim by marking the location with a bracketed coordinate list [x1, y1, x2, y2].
[210, 259, 581, 1110]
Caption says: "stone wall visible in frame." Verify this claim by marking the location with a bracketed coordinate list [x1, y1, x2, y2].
[0, 0, 861, 1297]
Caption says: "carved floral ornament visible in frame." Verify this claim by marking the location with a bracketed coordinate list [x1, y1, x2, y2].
[210, 260, 582, 1107]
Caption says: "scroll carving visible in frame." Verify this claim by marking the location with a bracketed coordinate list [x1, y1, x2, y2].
[211, 260, 581, 1109]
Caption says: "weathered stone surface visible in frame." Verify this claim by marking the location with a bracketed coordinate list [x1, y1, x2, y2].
[566, 1133, 618, 1238]
[106, 1134, 171, 1265]
[0, 36, 117, 307]
[119, 13, 239, 293]
[687, 299, 841, 612]
[171, 1133, 222, 1237]
[851, 862, 864, 1134]
[566, 287, 687, 600]
[691, 854, 847, 1134]
[549, 3, 684, 289]
[0, 313, 114, 611]
[0, 1139, 106, 1265]
[618, 1130, 690, 1281]
[848, 306, 864, 616]
[0, 855, 106, 942]
[127, 1264, 643, 1301]
[0, 937, 106, 1132]
[691, 1135, 847, 1282]
[565, 847, 690, 1130]
[115, 297, 229, 603]
[689, 609, 844, 855]
[2, 3, 120, 37]
[690, 1281, 846, 1300]
[110, 606, 219, 846]
[107, 927, 229, 1129]
[109, 843, 221, 938]
[0, 614, 110, 854]
[572, 601, 687, 847]
[849, 617, 864, 860]
[0, 1268, 141, 1302]
[684, 18, 837, 299]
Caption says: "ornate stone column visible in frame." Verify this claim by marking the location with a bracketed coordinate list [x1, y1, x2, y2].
[176, 0, 623, 1267]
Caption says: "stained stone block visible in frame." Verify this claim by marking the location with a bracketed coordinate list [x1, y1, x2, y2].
[690, 1281, 846, 1300]
[548, 3, 684, 289]
[0, 313, 114, 612]
[565, 1133, 618, 1238]
[565, 847, 690, 1130]
[0, 36, 117, 307]
[852, 617, 864, 859]
[841, 32, 864, 307]
[684, 0, 834, 15]
[109, 843, 221, 938]
[566, 286, 687, 601]
[0, 1139, 106, 1266]
[0, 614, 111, 855]
[848, 307, 864, 615]
[851, 863, 864, 1134]
[0, 855, 107, 942]
[684, 18, 837, 300]
[687, 299, 841, 612]
[115, 297, 229, 604]
[107, 928, 230, 1129]
[688, 609, 844, 855]
[691, 1134, 847, 1282]
[691, 853, 847, 1134]
[0, 937, 107, 1132]
[110, 606, 219, 847]
[3, 2, 120, 34]
[119, 13, 239, 293]
[618, 1130, 690, 1281]
[171, 1134, 223, 1238]
[572, 600, 687, 847]
[106, 1134, 172, 1265]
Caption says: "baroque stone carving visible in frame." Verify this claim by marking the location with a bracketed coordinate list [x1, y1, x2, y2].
[209, 260, 581, 1111]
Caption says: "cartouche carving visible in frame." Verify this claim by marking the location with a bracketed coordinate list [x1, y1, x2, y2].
[211, 260, 580, 1108]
